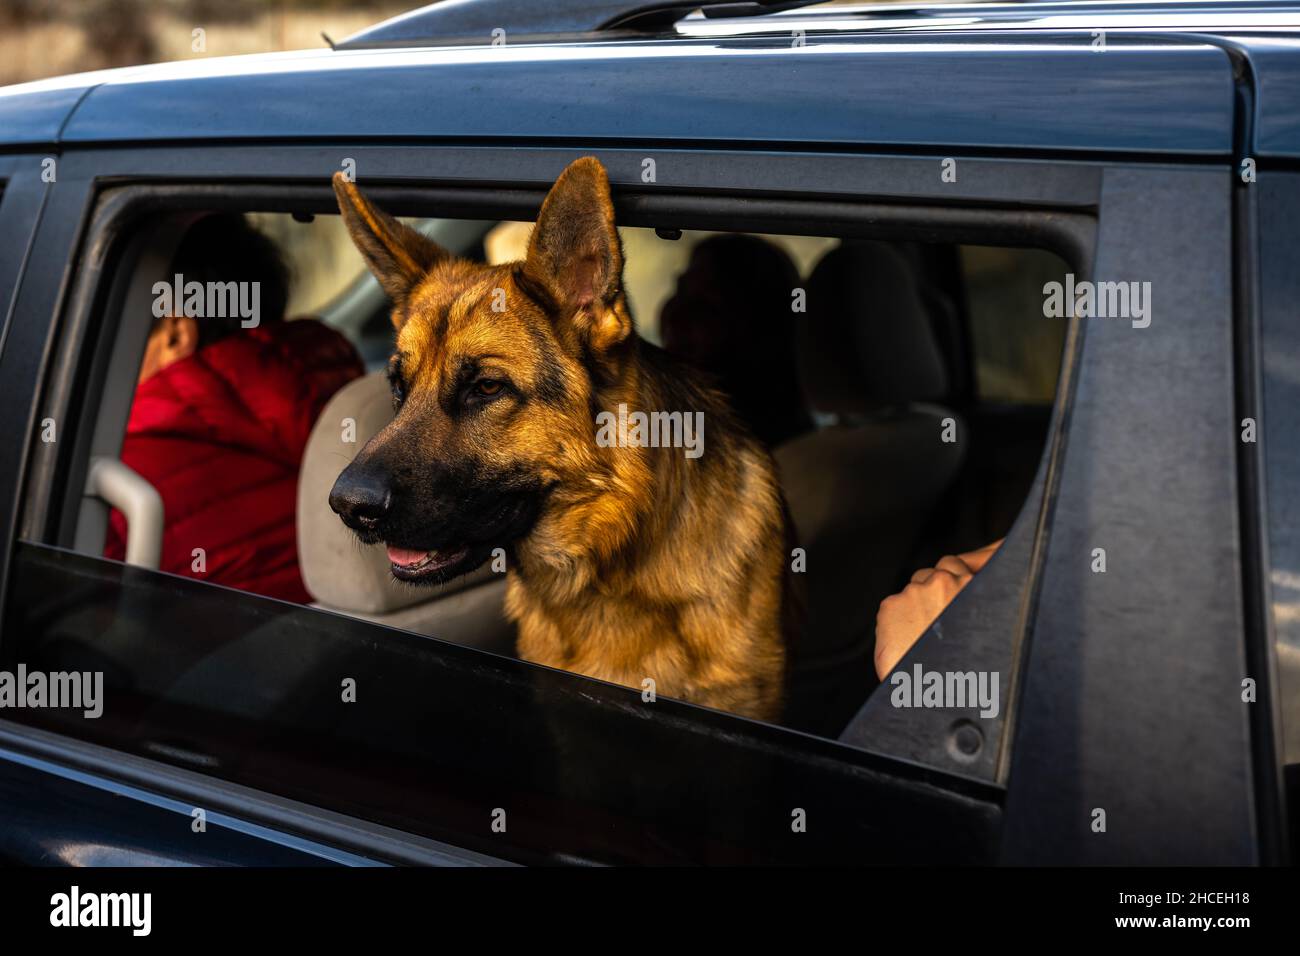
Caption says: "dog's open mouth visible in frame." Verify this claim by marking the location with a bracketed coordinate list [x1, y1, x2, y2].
[362, 494, 547, 586]
[386, 544, 472, 582]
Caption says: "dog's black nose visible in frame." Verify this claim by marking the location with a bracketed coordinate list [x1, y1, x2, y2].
[329, 468, 392, 531]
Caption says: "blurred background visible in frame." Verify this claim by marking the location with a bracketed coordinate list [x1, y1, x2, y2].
[0, 0, 893, 87]
[0, 0, 409, 86]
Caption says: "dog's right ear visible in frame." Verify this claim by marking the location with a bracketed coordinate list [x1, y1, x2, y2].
[332, 173, 447, 314]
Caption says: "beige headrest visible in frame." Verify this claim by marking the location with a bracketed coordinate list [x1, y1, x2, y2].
[799, 241, 948, 414]
[297, 370, 493, 613]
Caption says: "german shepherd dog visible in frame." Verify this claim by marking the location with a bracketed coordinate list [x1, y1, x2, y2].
[328, 158, 791, 720]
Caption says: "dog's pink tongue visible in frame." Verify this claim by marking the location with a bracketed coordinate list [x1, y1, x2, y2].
[387, 546, 431, 567]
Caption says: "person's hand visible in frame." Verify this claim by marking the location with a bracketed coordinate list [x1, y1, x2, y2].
[873, 539, 1003, 680]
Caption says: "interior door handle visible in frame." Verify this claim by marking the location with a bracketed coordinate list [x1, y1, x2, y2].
[84, 456, 164, 570]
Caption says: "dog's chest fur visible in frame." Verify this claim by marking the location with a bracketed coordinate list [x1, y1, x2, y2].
[506, 433, 789, 721]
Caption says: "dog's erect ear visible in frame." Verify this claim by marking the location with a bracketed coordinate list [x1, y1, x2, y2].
[332, 172, 447, 315]
[523, 157, 630, 355]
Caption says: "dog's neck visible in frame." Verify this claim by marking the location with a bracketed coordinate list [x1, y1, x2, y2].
[514, 340, 730, 604]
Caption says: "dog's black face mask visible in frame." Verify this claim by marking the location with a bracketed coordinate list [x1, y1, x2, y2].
[324, 265, 574, 586]
[330, 434, 548, 584]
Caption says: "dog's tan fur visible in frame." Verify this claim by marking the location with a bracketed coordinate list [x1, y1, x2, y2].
[333, 157, 790, 720]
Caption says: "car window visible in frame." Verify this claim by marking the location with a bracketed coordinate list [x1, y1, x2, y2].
[1, 179, 1074, 858]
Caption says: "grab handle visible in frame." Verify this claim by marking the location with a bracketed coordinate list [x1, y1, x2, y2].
[85, 456, 163, 570]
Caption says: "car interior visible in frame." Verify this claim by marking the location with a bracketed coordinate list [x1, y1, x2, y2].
[70, 206, 1069, 741]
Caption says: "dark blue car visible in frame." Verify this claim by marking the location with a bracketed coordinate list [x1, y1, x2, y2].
[0, 0, 1296, 867]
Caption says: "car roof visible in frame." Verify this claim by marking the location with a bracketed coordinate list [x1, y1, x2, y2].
[1, 0, 1298, 157]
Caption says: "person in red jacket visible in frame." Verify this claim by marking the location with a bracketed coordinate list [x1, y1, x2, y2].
[105, 214, 363, 603]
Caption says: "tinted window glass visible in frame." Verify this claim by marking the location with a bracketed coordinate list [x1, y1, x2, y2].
[1, 543, 1000, 865]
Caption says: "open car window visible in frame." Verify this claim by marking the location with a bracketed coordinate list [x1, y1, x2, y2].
[1, 170, 1080, 862]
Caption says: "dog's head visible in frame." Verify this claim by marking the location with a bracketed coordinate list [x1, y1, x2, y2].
[328, 157, 635, 583]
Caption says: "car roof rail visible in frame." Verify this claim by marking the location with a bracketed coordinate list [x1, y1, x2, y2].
[335, 0, 825, 49]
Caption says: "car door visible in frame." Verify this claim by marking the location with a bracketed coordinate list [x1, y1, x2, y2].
[0, 30, 1269, 865]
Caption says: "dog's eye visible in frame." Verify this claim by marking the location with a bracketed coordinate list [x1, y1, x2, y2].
[387, 356, 406, 408]
[463, 378, 508, 409]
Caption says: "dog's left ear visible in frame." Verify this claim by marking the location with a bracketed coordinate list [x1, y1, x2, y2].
[523, 157, 630, 355]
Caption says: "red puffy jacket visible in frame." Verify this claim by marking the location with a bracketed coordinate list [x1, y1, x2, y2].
[105, 319, 364, 602]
